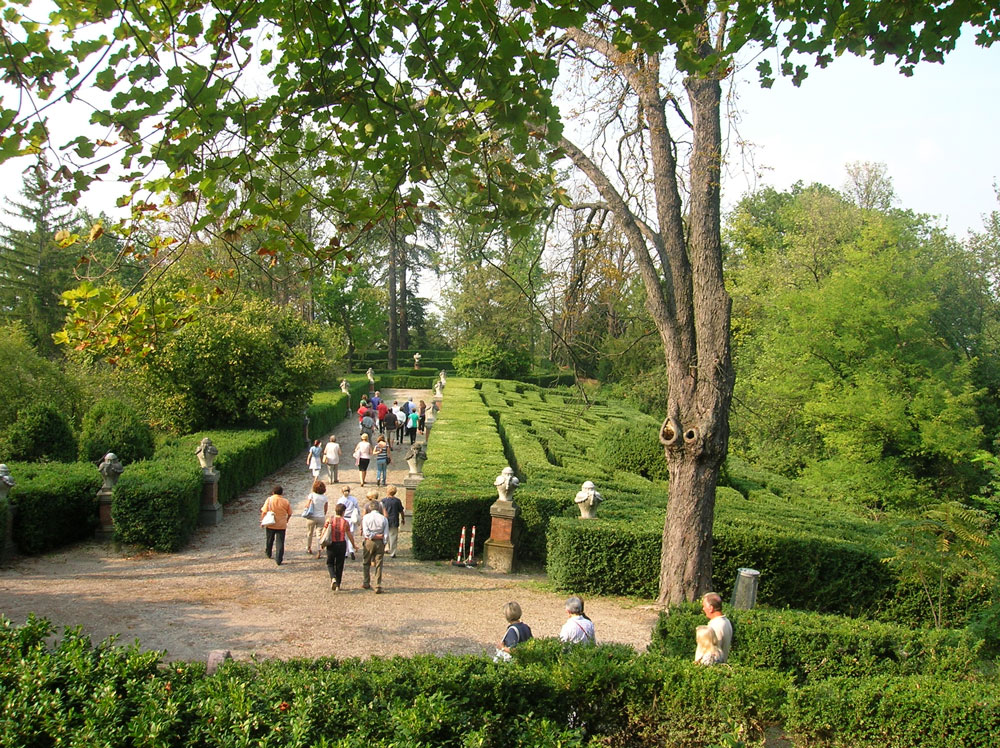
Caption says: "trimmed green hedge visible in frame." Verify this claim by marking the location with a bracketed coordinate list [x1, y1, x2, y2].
[650, 604, 985, 683]
[0, 617, 789, 748]
[7, 461, 102, 555]
[112, 459, 202, 552]
[784, 674, 1000, 747]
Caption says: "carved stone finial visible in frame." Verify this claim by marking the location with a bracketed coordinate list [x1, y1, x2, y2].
[574, 480, 602, 519]
[494, 466, 519, 503]
[0, 464, 14, 501]
[195, 437, 219, 471]
[98, 452, 124, 490]
[405, 443, 427, 477]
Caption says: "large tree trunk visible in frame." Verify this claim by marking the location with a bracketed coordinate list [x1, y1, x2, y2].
[561, 29, 733, 605]
[398, 257, 410, 351]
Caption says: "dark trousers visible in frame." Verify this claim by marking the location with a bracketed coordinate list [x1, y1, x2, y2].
[326, 540, 347, 584]
[265, 528, 286, 565]
[408, 426, 417, 444]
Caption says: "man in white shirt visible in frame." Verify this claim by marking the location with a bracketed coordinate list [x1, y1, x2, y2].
[558, 596, 596, 644]
[702, 592, 733, 662]
[361, 499, 389, 593]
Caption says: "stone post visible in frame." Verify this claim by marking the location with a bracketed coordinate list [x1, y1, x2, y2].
[424, 409, 436, 443]
[403, 443, 426, 512]
[485, 467, 520, 572]
[95, 453, 123, 541]
[484, 500, 519, 573]
[197, 438, 223, 526]
[0, 464, 16, 563]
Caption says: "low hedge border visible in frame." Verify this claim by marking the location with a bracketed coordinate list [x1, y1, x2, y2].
[0, 618, 790, 748]
[6, 461, 102, 555]
[650, 604, 985, 683]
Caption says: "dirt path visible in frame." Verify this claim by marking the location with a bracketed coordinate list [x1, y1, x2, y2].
[0, 388, 659, 663]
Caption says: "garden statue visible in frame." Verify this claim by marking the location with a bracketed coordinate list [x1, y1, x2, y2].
[98, 453, 124, 490]
[574, 481, 602, 519]
[340, 379, 349, 394]
[433, 379, 443, 397]
[195, 437, 219, 471]
[366, 368, 375, 386]
[439, 370, 447, 387]
[405, 442, 427, 477]
[413, 351, 421, 369]
[494, 466, 519, 503]
[0, 464, 14, 501]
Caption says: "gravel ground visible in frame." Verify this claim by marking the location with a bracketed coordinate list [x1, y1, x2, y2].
[0, 388, 659, 663]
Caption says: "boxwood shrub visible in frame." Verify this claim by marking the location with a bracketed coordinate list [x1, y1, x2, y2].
[0, 617, 790, 748]
[649, 604, 985, 683]
[783, 674, 1000, 747]
[7, 461, 102, 555]
[112, 459, 202, 551]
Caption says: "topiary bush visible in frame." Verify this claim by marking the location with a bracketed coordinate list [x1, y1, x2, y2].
[0, 404, 77, 463]
[78, 398, 155, 466]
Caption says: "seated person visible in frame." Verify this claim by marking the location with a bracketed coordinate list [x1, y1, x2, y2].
[694, 624, 724, 666]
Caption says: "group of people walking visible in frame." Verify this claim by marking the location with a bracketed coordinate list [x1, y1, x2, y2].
[261, 480, 405, 593]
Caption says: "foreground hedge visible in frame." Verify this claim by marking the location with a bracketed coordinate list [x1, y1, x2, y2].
[650, 604, 985, 684]
[0, 617, 788, 747]
[6, 461, 102, 555]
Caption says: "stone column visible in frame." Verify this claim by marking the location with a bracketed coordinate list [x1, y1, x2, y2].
[403, 443, 426, 513]
[484, 499, 519, 573]
[95, 453, 123, 541]
[0, 464, 16, 562]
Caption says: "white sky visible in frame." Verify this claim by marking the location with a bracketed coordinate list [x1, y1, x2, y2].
[725, 34, 999, 236]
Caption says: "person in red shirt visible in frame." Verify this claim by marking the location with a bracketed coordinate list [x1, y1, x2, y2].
[322, 503, 356, 590]
[377, 400, 389, 435]
[260, 485, 292, 565]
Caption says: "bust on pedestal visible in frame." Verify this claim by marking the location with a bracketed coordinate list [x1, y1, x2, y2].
[485, 467, 521, 573]
[413, 351, 421, 369]
[574, 480, 602, 519]
[197, 438, 223, 526]
[340, 379, 351, 410]
[96, 453, 124, 540]
[366, 367, 375, 392]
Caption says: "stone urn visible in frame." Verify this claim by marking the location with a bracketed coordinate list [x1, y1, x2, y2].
[406, 443, 427, 477]
[494, 466, 519, 503]
[574, 480, 602, 519]
[98, 453, 124, 490]
[195, 437, 219, 472]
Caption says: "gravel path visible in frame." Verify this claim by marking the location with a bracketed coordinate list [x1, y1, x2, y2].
[0, 388, 659, 663]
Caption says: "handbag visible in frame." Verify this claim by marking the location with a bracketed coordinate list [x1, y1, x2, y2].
[261, 510, 277, 527]
[301, 497, 314, 519]
[319, 521, 334, 548]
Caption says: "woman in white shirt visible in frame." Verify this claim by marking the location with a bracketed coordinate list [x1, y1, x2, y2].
[352, 433, 372, 487]
[323, 435, 341, 484]
[558, 596, 595, 645]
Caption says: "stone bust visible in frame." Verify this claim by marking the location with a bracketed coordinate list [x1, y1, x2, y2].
[0, 464, 14, 499]
[98, 452, 124, 490]
[195, 437, 219, 470]
[405, 443, 427, 476]
[494, 466, 519, 502]
[433, 380, 443, 397]
[574, 480, 602, 519]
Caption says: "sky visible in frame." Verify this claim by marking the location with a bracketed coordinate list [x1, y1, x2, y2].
[725, 34, 999, 237]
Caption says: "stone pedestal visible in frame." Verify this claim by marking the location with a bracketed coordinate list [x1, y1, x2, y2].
[484, 499, 519, 573]
[199, 468, 223, 526]
[1, 505, 15, 562]
[403, 475, 422, 512]
[95, 486, 115, 541]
